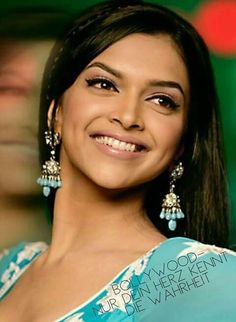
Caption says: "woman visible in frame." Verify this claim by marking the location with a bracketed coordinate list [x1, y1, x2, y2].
[0, 1, 235, 321]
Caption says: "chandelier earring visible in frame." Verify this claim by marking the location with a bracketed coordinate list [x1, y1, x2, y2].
[159, 162, 185, 231]
[37, 130, 62, 197]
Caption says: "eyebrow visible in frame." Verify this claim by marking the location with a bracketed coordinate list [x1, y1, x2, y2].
[86, 62, 122, 78]
[86, 61, 185, 96]
[148, 80, 184, 96]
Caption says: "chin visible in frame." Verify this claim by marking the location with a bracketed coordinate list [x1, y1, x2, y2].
[90, 173, 146, 192]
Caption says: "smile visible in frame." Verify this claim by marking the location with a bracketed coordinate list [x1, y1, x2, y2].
[93, 136, 146, 152]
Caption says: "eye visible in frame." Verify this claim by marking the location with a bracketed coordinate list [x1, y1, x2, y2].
[86, 77, 118, 92]
[147, 94, 180, 110]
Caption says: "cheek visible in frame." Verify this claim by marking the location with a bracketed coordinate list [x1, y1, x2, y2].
[150, 114, 185, 151]
[61, 87, 102, 127]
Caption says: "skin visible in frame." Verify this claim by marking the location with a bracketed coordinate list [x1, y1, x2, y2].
[0, 33, 189, 321]
[0, 40, 52, 249]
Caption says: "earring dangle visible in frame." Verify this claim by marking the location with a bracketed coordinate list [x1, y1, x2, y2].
[159, 162, 185, 231]
[37, 130, 62, 197]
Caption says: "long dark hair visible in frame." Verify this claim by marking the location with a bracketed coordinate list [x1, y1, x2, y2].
[39, 0, 229, 247]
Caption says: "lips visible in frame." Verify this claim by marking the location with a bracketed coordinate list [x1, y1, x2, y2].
[90, 133, 148, 153]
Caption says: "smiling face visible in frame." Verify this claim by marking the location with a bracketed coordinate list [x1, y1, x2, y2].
[53, 33, 189, 190]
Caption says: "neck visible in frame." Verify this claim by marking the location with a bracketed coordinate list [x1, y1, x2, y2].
[49, 175, 163, 257]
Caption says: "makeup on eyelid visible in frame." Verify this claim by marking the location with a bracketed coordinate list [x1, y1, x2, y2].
[85, 76, 182, 111]
[85, 77, 118, 92]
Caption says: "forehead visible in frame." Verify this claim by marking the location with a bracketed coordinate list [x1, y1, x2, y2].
[87, 33, 189, 92]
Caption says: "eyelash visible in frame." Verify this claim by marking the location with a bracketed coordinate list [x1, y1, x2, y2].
[147, 95, 180, 110]
[85, 77, 118, 92]
[85, 77, 180, 110]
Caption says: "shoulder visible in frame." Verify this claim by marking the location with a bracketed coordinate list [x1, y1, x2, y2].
[0, 241, 48, 300]
[135, 237, 236, 321]
[147, 236, 236, 265]
[144, 236, 236, 291]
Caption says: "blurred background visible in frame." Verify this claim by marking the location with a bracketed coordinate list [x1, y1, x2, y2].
[0, 0, 235, 249]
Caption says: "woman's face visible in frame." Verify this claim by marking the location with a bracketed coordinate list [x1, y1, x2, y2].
[55, 33, 189, 190]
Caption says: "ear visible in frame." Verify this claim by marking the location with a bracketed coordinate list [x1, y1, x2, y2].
[47, 100, 63, 134]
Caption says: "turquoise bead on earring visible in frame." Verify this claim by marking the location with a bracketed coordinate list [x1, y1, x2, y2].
[37, 174, 62, 197]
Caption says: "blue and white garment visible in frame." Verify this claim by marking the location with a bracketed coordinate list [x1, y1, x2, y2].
[1, 237, 236, 321]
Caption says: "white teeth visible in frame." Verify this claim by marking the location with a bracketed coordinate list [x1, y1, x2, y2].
[126, 143, 131, 150]
[130, 144, 135, 152]
[94, 136, 140, 152]
[113, 139, 120, 149]
[119, 142, 126, 151]
[108, 137, 113, 145]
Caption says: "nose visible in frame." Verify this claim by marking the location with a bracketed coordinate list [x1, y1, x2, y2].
[108, 94, 144, 131]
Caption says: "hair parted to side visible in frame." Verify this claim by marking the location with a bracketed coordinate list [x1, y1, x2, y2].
[39, 0, 229, 247]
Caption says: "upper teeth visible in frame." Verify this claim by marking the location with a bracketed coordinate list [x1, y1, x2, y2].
[95, 136, 138, 152]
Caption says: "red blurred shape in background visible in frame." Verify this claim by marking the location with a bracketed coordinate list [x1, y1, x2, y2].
[194, 0, 236, 55]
